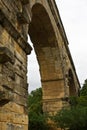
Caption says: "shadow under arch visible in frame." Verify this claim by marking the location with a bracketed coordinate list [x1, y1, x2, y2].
[28, 3, 64, 113]
[29, 3, 57, 48]
[68, 69, 77, 96]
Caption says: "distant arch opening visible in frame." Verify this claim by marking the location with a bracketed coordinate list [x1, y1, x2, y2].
[68, 69, 77, 96]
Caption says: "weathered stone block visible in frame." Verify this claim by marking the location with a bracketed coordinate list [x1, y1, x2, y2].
[0, 102, 24, 114]
[0, 112, 28, 124]
[2, 65, 15, 80]
[0, 74, 15, 91]
[0, 85, 13, 106]
[0, 47, 14, 64]
[0, 122, 7, 130]
[13, 93, 27, 107]
[14, 83, 28, 98]
[7, 123, 28, 130]
[43, 99, 63, 113]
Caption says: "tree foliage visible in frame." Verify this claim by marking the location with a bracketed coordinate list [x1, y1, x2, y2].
[80, 79, 87, 96]
[28, 88, 42, 114]
[28, 88, 50, 130]
[53, 107, 87, 130]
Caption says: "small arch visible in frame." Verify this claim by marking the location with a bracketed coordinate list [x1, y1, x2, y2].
[68, 69, 77, 96]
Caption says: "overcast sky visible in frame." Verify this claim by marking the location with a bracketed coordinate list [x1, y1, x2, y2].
[28, 0, 87, 92]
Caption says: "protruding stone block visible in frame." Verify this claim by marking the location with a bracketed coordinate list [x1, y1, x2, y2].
[0, 47, 14, 63]
[0, 47, 14, 64]
[0, 85, 13, 106]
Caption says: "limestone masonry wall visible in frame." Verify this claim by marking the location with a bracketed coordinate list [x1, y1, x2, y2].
[0, 0, 31, 129]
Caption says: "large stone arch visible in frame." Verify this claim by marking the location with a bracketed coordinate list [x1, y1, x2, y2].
[29, 3, 65, 113]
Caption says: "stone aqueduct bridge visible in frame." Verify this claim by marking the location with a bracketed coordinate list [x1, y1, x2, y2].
[0, 0, 80, 130]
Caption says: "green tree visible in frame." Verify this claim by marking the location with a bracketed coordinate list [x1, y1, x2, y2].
[28, 88, 49, 130]
[28, 88, 42, 114]
[53, 107, 87, 130]
[80, 79, 87, 96]
[78, 79, 87, 107]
